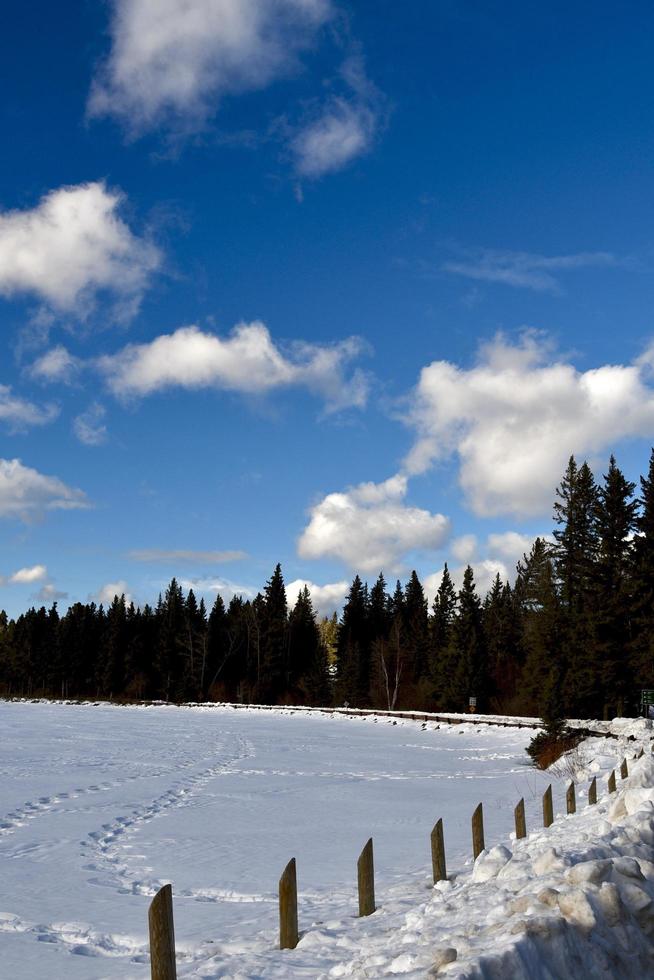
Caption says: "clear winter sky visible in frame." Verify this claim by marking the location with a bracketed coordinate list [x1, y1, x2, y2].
[1, 1, 654, 617]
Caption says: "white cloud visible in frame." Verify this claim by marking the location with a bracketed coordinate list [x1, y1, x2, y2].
[298, 473, 450, 573]
[450, 534, 477, 563]
[0, 385, 58, 431]
[0, 182, 161, 319]
[98, 322, 369, 411]
[292, 54, 381, 179]
[179, 576, 256, 604]
[10, 564, 48, 584]
[96, 581, 133, 606]
[486, 531, 539, 569]
[89, 0, 333, 134]
[443, 248, 618, 293]
[73, 403, 108, 446]
[286, 578, 349, 616]
[0, 458, 89, 522]
[34, 583, 68, 603]
[404, 332, 654, 518]
[129, 548, 247, 563]
[424, 559, 508, 605]
[30, 345, 80, 384]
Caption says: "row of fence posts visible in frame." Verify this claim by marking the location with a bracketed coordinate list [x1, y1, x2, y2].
[147, 748, 644, 979]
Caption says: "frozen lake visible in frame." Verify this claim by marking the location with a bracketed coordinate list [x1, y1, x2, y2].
[0, 701, 555, 978]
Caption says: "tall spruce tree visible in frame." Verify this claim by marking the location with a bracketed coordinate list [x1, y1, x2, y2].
[594, 456, 637, 709]
[631, 448, 654, 690]
[445, 566, 486, 711]
[258, 564, 288, 703]
[430, 563, 457, 700]
[335, 575, 369, 706]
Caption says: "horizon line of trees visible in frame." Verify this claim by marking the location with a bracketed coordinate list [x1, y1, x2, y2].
[2, 450, 654, 720]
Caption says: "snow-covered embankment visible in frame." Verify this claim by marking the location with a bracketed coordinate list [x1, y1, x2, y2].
[328, 720, 654, 979]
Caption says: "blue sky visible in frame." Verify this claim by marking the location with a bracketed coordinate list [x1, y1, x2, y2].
[2, 0, 654, 617]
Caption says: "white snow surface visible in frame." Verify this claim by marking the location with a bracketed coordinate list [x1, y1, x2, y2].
[0, 701, 653, 978]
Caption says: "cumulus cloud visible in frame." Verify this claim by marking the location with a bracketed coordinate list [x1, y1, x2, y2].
[0, 182, 161, 319]
[98, 322, 369, 411]
[404, 332, 654, 518]
[0, 385, 58, 431]
[450, 534, 477, 563]
[286, 578, 349, 616]
[291, 55, 381, 178]
[0, 459, 89, 522]
[298, 473, 450, 573]
[443, 248, 618, 293]
[128, 548, 247, 563]
[10, 564, 48, 584]
[96, 581, 133, 606]
[89, 0, 333, 134]
[73, 403, 108, 446]
[29, 345, 81, 384]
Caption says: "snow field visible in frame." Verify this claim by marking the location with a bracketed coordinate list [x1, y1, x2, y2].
[0, 701, 652, 978]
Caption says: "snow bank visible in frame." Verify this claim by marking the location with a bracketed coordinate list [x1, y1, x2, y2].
[314, 742, 654, 979]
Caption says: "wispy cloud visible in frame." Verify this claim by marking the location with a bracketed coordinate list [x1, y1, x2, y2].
[73, 403, 108, 447]
[128, 548, 247, 564]
[0, 385, 58, 432]
[291, 53, 384, 179]
[443, 248, 618, 293]
[0, 458, 89, 522]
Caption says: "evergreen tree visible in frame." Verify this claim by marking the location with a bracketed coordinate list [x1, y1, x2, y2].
[631, 448, 654, 690]
[594, 456, 637, 709]
[445, 566, 486, 710]
[335, 575, 369, 706]
[430, 564, 457, 699]
[258, 564, 288, 703]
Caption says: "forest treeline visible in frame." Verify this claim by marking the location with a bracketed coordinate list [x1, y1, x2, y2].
[1, 451, 654, 720]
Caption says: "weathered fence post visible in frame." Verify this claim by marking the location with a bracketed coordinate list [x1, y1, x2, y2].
[566, 782, 576, 815]
[543, 785, 553, 828]
[148, 884, 177, 980]
[620, 758, 629, 779]
[608, 770, 616, 793]
[514, 798, 526, 840]
[588, 776, 597, 805]
[431, 818, 447, 883]
[357, 838, 376, 916]
[472, 803, 485, 859]
[279, 858, 299, 950]
[637, 748, 644, 759]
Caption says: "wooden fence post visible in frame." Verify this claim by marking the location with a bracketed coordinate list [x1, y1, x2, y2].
[588, 776, 597, 805]
[514, 798, 526, 840]
[608, 770, 616, 793]
[279, 858, 299, 950]
[543, 785, 553, 828]
[472, 803, 485, 860]
[566, 782, 576, 815]
[637, 748, 644, 759]
[431, 818, 447, 883]
[148, 884, 177, 980]
[620, 758, 629, 779]
[357, 838, 376, 916]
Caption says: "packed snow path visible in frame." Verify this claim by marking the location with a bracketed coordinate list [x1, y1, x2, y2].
[0, 700, 556, 978]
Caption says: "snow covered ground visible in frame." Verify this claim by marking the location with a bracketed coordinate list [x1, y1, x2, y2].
[0, 701, 652, 978]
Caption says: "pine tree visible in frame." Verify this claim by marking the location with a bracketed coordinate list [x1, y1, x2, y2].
[594, 455, 637, 709]
[288, 586, 330, 704]
[445, 566, 486, 710]
[430, 564, 457, 700]
[258, 564, 288, 703]
[335, 575, 369, 706]
[631, 448, 654, 690]
[553, 458, 602, 715]
[515, 538, 562, 715]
